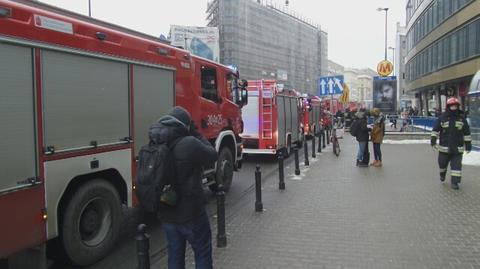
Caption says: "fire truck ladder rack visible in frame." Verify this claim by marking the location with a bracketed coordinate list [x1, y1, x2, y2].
[260, 82, 273, 140]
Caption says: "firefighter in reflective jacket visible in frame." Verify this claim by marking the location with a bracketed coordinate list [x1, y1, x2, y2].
[431, 97, 472, 190]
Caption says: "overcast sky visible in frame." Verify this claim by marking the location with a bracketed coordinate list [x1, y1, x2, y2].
[39, 0, 407, 70]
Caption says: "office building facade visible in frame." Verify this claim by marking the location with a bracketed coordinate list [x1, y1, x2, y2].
[206, 0, 328, 94]
[405, 0, 480, 115]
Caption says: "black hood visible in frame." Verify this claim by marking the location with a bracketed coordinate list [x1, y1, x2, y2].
[149, 115, 189, 144]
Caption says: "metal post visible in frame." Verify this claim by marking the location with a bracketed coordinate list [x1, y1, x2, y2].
[317, 132, 322, 153]
[278, 155, 285, 190]
[136, 224, 150, 269]
[255, 165, 263, 212]
[322, 129, 326, 148]
[312, 136, 316, 158]
[384, 9, 388, 61]
[294, 148, 300, 175]
[326, 128, 330, 145]
[216, 184, 227, 247]
[88, 0, 91, 17]
[304, 140, 309, 166]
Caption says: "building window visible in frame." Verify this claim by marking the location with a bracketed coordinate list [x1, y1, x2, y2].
[201, 66, 219, 102]
[406, 18, 480, 82]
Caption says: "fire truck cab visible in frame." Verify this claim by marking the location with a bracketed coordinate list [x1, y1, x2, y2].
[241, 80, 302, 157]
[0, 0, 247, 266]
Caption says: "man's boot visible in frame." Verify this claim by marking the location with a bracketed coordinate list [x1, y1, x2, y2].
[451, 177, 460, 190]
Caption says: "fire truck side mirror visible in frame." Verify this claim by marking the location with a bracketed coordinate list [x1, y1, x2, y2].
[241, 88, 248, 106]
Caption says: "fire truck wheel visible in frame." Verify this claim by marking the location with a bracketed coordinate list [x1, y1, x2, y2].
[210, 147, 234, 192]
[60, 179, 121, 266]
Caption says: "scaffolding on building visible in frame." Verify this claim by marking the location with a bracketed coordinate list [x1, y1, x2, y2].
[206, 0, 328, 94]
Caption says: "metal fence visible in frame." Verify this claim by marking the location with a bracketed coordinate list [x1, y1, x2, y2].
[376, 116, 438, 133]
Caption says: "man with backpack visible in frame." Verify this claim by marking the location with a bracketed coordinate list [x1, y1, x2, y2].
[140, 106, 218, 269]
[350, 110, 371, 167]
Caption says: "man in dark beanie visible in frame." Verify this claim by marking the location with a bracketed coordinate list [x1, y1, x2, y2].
[149, 106, 218, 269]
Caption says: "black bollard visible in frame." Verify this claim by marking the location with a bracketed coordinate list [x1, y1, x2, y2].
[317, 132, 322, 153]
[322, 130, 326, 148]
[255, 165, 263, 212]
[278, 155, 285, 190]
[216, 184, 227, 247]
[136, 224, 150, 269]
[304, 139, 309, 166]
[294, 148, 300, 175]
[312, 136, 316, 158]
[327, 129, 330, 145]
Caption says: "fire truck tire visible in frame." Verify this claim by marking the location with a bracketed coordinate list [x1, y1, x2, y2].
[59, 179, 121, 266]
[210, 147, 234, 192]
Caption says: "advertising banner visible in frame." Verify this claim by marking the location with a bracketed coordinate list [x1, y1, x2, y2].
[373, 76, 397, 113]
[170, 25, 220, 62]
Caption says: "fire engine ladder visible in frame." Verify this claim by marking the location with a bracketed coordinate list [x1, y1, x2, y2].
[261, 83, 273, 139]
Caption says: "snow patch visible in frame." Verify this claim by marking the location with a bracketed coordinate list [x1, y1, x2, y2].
[462, 151, 480, 166]
[383, 139, 430, 144]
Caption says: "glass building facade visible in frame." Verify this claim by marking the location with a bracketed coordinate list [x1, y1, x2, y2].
[206, 0, 328, 94]
[405, 0, 480, 116]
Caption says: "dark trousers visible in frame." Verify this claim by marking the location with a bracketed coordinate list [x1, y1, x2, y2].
[438, 152, 463, 184]
[373, 143, 382, 161]
[161, 212, 213, 269]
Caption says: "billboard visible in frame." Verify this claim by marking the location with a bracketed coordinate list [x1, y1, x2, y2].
[170, 25, 220, 62]
[373, 76, 397, 113]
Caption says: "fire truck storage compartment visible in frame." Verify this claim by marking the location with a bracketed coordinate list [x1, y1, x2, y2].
[0, 43, 37, 193]
[42, 50, 129, 152]
[0, 43, 45, 258]
[276, 95, 299, 149]
[133, 65, 175, 154]
[242, 91, 260, 139]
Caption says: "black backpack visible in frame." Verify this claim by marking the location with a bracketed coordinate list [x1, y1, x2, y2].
[136, 138, 180, 212]
[350, 120, 359, 137]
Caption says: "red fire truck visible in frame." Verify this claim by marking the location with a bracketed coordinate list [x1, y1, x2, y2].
[0, 0, 247, 265]
[240, 80, 302, 157]
[302, 96, 322, 137]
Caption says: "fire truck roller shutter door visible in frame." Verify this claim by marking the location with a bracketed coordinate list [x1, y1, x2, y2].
[290, 96, 300, 143]
[133, 65, 175, 154]
[277, 95, 287, 153]
[42, 50, 129, 152]
[0, 42, 45, 257]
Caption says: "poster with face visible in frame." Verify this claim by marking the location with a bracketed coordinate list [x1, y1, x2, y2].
[373, 76, 397, 113]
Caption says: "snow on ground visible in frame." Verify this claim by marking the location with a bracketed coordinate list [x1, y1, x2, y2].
[383, 139, 480, 166]
[383, 139, 430, 144]
[462, 151, 480, 166]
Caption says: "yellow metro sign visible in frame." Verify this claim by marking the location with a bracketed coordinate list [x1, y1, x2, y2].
[377, 60, 393, 77]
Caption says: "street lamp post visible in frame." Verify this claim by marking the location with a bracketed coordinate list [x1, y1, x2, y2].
[388, 46, 395, 76]
[377, 7, 389, 61]
[88, 0, 91, 17]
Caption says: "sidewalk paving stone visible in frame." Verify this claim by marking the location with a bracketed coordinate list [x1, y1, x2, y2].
[154, 137, 480, 269]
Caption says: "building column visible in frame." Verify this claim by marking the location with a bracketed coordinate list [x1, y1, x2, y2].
[436, 88, 442, 112]
[423, 91, 429, 116]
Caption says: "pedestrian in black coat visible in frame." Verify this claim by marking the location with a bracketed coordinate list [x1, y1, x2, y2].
[150, 106, 218, 269]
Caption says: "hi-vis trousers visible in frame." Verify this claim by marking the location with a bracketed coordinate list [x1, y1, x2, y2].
[438, 152, 462, 184]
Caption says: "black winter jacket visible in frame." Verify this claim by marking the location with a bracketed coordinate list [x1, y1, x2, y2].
[355, 118, 370, 142]
[150, 115, 218, 223]
[431, 110, 472, 154]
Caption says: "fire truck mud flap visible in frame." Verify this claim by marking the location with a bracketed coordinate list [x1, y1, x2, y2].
[58, 179, 121, 266]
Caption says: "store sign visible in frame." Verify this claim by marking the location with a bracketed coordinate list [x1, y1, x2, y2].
[377, 60, 393, 77]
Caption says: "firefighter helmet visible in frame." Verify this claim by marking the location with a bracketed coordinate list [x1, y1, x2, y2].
[446, 97, 460, 107]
